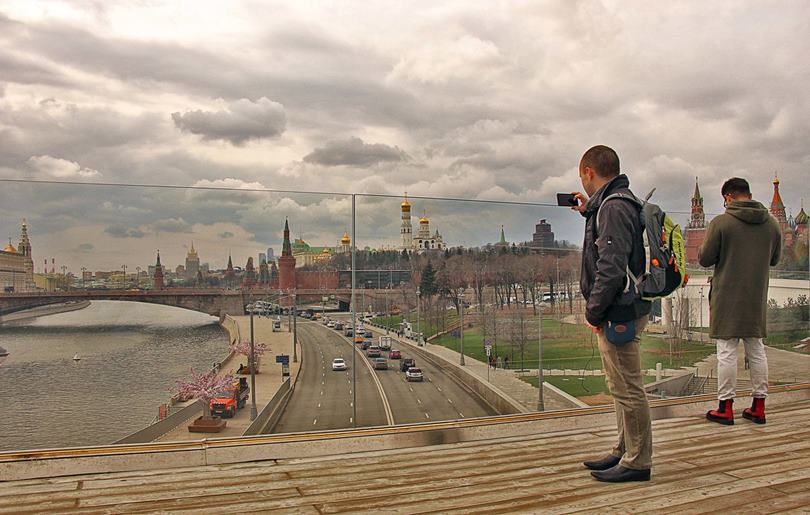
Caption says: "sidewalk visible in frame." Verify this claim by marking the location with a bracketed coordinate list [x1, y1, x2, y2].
[371, 325, 576, 412]
[157, 317, 299, 441]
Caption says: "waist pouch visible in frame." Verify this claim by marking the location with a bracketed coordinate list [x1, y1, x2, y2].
[605, 319, 637, 345]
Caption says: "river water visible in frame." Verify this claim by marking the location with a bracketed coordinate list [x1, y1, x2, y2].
[0, 301, 227, 451]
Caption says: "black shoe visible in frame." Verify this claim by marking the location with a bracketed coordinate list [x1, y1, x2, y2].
[591, 465, 651, 483]
[583, 454, 621, 471]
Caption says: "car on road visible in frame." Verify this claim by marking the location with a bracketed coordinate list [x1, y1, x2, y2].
[335, 322, 344, 330]
[364, 330, 373, 338]
[372, 358, 388, 370]
[405, 367, 423, 381]
[344, 329, 354, 337]
[331, 358, 347, 371]
[400, 358, 415, 372]
[326, 320, 335, 328]
[366, 346, 381, 358]
[389, 350, 402, 359]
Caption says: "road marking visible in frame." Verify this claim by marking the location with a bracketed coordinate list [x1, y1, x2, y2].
[425, 413, 430, 419]
[350, 402, 354, 407]
[409, 387, 413, 392]
[317, 403, 321, 408]
[349, 417, 353, 424]
[313, 419, 317, 425]
[437, 387, 442, 392]
[448, 399, 454, 404]
[416, 398, 421, 404]
[459, 412, 465, 418]
[322, 380, 325, 385]
[320, 391, 323, 396]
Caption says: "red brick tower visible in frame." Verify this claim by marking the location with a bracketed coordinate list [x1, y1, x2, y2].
[770, 174, 793, 247]
[278, 218, 296, 290]
[224, 253, 235, 287]
[685, 177, 707, 265]
[153, 250, 164, 289]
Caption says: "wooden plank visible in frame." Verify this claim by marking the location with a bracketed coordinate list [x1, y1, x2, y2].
[770, 477, 810, 495]
[692, 490, 810, 515]
[664, 485, 784, 514]
[725, 456, 810, 480]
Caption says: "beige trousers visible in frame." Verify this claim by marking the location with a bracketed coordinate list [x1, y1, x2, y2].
[597, 316, 653, 470]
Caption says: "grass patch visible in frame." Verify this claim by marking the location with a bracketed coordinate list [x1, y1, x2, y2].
[431, 316, 717, 371]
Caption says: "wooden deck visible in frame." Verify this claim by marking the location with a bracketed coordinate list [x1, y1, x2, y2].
[2, 399, 810, 514]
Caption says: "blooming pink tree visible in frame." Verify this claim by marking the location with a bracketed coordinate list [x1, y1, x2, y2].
[173, 368, 234, 418]
[230, 339, 268, 369]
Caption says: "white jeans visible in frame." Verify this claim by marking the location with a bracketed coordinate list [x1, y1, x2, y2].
[716, 338, 768, 401]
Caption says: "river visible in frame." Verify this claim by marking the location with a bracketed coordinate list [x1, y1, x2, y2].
[0, 301, 228, 452]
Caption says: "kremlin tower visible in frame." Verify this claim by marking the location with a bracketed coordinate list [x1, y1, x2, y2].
[278, 218, 296, 290]
[685, 177, 707, 265]
[153, 250, 164, 289]
[400, 194, 412, 251]
[242, 257, 257, 288]
[224, 254, 235, 287]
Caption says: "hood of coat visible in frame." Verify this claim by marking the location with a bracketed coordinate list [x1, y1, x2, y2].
[584, 174, 630, 215]
[726, 200, 771, 224]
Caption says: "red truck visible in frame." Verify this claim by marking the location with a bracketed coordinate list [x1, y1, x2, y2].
[210, 377, 250, 418]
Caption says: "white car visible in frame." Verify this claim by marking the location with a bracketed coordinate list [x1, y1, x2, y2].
[327, 321, 335, 328]
[405, 368, 423, 382]
[331, 358, 347, 371]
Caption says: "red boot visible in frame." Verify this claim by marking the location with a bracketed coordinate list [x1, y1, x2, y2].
[742, 398, 766, 424]
[707, 399, 734, 425]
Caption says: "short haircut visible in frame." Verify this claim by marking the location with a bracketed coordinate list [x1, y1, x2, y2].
[721, 177, 751, 197]
[581, 145, 620, 178]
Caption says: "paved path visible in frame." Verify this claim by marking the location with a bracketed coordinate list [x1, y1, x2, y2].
[158, 316, 299, 441]
[691, 344, 810, 385]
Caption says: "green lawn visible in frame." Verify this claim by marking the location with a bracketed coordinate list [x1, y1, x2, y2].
[522, 374, 656, 397]
[431, 317, 717, 371]
[371, 312, 458, 338]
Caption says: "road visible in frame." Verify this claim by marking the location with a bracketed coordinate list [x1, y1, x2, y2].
[272, 316, 497, 433]
[270, 321, 387, 433]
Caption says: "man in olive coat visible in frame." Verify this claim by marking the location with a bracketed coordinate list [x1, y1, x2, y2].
[699, 177, 782, 425]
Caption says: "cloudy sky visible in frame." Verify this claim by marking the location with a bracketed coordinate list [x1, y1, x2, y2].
[1, 1, 808, 272]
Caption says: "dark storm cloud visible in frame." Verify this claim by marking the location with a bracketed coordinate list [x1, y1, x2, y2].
[171, 98, 287, 144]
[104, 225, 146, 238]
[303, 137, 408, 167]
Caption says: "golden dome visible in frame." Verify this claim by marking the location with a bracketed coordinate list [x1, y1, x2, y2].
[419, 216, 429, 224]
[401, 199, 411, 210]
[3, 241, 17, 253]
[341, 232, 351, 244]
[322, 248, 332, 254]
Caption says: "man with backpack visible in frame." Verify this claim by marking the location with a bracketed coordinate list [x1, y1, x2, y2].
[571, 145, 653, 482]
[700, 177, 782, 426]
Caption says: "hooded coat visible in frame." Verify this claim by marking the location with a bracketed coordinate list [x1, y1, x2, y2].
[698, 200, 782, 339]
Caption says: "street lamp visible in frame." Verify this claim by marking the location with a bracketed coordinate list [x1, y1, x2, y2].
[385, 284, 390, 335]
[699, 287, 705, 343]
[292, 290, 298, 364]
[416, 286, 421, 346]
[458, 288, 465, 366]
[121, 264, 127, 289]
[538, 304, 545, 411]
[80, 267, 86, 289]
[248, 294, 257, 421]
[136, 266, 141, 289]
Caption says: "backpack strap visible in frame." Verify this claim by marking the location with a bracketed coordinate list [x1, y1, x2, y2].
[595, 191, 647, 294]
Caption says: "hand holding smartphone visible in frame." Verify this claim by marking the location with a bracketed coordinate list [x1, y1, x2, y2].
[556, 193, 578, 207]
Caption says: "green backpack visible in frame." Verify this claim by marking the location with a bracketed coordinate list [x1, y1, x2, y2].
[597, 188, 688, 300]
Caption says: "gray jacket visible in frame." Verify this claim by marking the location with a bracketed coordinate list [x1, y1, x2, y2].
[580, 174, 651, 326]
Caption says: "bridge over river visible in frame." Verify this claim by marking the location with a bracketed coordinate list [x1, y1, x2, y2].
[0, 287, 402, 318]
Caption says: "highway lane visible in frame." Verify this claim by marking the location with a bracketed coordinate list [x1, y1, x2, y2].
[364, 326, 497, 423]
[270, 321, 387, 434]
[327, 315, 497, 423]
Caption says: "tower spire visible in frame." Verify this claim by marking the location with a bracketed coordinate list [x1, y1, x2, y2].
[770, 173, 787, 223]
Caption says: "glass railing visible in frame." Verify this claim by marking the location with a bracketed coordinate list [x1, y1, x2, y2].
[0, 180, 807, 451]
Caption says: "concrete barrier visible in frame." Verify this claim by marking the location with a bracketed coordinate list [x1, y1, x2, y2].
[242, 378, 291, 436]
[114, 400, 203, 444]
[645, 372, 695, 397]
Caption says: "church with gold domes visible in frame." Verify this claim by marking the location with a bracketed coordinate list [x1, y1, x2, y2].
[1, 219, 35, 292]
[400, 195, 444, 253]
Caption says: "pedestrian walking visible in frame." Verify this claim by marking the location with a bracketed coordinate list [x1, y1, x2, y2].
[700, 177, 781, 426]
[571, 145, 653, 483]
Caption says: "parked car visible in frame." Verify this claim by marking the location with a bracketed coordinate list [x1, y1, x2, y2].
[367, 346, 381, 358]
[389, 350, 402, 359]
[405, 368, 423, 382]
[400, 358, 415, 372]
[331, 358, 347, 371]
[372, 358, 388, 370]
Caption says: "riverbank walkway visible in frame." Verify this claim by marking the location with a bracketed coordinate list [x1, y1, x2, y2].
[157, 316, 299, 440]
[3, 392, 809, 513]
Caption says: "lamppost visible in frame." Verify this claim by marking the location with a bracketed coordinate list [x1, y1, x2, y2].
[416, 286, 421, 346]
[135, 266, 141, 289]
[80, 267, 86, 289]
[458, 288, 465, 366]
[248, 295, 258, 421]
[699, 287, 705, 343]
[292, 290, 298, 364]
[385, 284, 390, 335]
[121, 264, 127, 289]
[538, 304, 545, 411]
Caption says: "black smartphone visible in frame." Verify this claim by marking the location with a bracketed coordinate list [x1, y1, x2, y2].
[556, 193, 578, 207]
